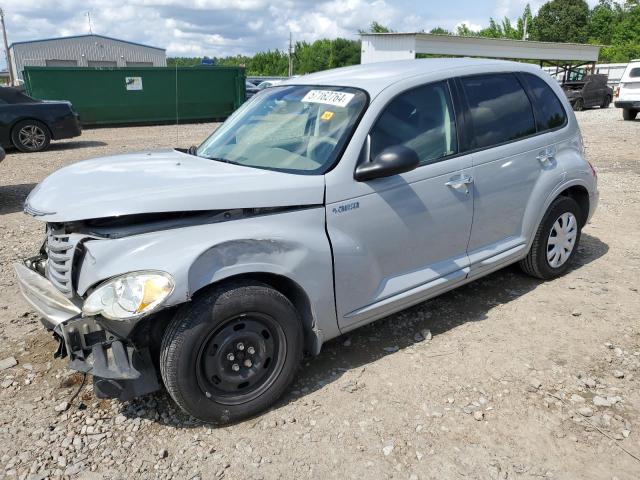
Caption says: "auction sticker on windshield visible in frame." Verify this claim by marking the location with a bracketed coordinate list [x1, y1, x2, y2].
[302, 90, 355, 108]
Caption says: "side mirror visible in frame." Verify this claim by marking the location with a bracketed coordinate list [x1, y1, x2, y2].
[355, 145, 420, 182]
[188, 145, 198, 155]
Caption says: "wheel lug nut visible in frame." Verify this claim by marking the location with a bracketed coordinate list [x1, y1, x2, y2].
[227, 353, 235, 361]
[231, 363, 240, 372]
[244, 359, 252, 368]
[247, 346, 255, 355]
[236, 342, 245, 351]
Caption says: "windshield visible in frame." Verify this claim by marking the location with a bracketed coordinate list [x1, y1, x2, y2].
[197, 85, 368, 174]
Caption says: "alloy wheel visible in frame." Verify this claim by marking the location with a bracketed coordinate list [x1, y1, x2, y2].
[18, 125, 47, 150]
[547, 212, 577, 268]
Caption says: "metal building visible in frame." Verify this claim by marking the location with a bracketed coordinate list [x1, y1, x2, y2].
[9, 34, 166, 81]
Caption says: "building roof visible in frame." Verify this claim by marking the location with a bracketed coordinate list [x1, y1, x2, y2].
[9, 34, 165, 51]
[360, 32, 601, 64]
[285, 57, 544, 98]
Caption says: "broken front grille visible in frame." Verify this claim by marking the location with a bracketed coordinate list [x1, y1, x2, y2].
[45, 227, 75, 298]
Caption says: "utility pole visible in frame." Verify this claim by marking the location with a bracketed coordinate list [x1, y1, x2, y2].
[288, 31, 293, 77]
[86, 11, 93, 34]
[0, 8, 13, 86]
[522, 15, 528, 41]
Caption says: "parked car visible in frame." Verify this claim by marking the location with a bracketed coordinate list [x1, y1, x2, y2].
[16, 59, 598, 424]
[561, 74, 613, 111]
[0, 87, 81, 152]
[256, 80, 282, 90]
[245, 80, 260, 100]
[614, 59, 640, 120]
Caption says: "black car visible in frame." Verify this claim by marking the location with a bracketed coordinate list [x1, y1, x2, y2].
[0, 87, 82, 152]
[561, 74, 614, 111]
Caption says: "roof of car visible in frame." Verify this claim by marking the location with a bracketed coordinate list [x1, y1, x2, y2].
[284, 58, 543, 97]
[0, 86, 38, 104]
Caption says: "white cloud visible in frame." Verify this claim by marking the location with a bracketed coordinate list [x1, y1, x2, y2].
[455, 20, 483, 32]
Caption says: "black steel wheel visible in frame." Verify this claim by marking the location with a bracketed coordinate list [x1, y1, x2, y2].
[160, 281, 303, 424]
[196, 312, 286, 405]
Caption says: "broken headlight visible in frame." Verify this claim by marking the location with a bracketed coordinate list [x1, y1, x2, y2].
[82, 271, 174, 321]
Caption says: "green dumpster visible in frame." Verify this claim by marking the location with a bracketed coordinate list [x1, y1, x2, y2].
[23, 66, 246, 126]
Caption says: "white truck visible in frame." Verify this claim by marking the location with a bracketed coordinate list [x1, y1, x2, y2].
[614, 59, 640, 120]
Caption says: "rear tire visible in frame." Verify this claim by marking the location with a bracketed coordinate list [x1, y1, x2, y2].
[601, 95, 611, 108]
[622, 108, 637, 121]
[160, 281, 303, 424]
[573, 98, 584, 111]
[519, 196, 583, 280]
[11, 120, 51, 152]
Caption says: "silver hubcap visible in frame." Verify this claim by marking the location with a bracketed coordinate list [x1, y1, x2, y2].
[18, 125, 46, 150]
[547, 212, 577, 268]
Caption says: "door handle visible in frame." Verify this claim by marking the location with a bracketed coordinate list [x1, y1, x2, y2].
[445, 175, 473, 194]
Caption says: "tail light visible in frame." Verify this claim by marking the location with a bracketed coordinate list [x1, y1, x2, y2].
[615, 86, 620, 97]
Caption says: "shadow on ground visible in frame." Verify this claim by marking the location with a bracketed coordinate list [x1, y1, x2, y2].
[112, 233, 608, 427]
[4, 140, 107, 154]
[0, 183, 37, 215]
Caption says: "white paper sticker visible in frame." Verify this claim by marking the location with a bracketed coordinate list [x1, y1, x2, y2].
[125, 77, 143, 91]
[301, 90, 354, 107]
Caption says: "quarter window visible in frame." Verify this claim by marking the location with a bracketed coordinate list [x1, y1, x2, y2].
[460, 73, 536, 149]
[521, 73, 567, 131]
[370, 81, 457, 165]
[629, 67, 640, 78]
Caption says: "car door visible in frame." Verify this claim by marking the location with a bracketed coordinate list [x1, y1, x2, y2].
[458, 72, 565, 277]
[326, 80, 475, 332]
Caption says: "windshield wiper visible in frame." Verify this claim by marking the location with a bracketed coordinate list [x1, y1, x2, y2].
[199, 155, 241, 166]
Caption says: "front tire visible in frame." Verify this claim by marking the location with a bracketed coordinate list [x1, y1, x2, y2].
[11, 120, 51, 152]
[622, 108, 637, 121]
[520, 196, 583, 280]
[160, 282, 303, 424]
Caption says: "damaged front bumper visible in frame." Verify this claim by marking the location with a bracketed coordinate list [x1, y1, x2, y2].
[14, 261, 160, 400]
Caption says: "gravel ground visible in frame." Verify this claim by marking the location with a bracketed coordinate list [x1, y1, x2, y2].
[0, 107, 639, 480]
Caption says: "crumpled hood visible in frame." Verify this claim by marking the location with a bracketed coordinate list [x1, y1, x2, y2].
[25, 149, 325, 222]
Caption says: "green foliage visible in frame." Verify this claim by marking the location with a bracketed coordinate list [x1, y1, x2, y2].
[531, 0, 590, 43]
[429, 27, 451, 35]
[167, 38, 360, 76]
[366, 21, 393, 33]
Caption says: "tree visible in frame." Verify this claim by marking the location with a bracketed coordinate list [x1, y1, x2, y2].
[361, 21, 393, 33]
[589, 0, 620, 44]
[531, 0, 590, 43]
[429, 27, 451, 35]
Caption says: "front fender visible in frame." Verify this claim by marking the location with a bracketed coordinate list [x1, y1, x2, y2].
[77, 207, 340, 345]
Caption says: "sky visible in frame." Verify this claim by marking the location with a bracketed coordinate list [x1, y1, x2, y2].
[1, 0, 603, 68]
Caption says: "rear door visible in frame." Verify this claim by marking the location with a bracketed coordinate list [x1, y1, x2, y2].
[458, 72, 564, 276]
[327, 80, 474, 331]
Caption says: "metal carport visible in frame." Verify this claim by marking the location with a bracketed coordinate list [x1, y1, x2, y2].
[360, 33, 602, 82]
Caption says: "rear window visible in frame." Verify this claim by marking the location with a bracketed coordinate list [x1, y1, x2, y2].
[629, 67, 640, 78]
[521, 73, 567, 131]
[460, 73, 536, 150]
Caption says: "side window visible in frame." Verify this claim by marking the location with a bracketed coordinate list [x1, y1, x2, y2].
[370, 81, 457, 165]
[521, 73, 567, 131]
[460, 73, 536, 149]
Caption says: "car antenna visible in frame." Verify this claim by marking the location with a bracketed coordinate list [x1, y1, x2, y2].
[175, 62, 180, 145]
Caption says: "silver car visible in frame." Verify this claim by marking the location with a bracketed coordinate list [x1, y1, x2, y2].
[16, 58, 598, 424]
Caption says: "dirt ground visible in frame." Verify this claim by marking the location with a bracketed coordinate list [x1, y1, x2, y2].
[0, 107, 639, 480]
